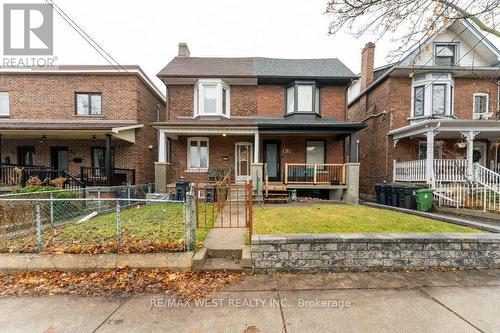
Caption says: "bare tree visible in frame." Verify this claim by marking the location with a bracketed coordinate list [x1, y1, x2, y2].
[326, 0, 500, 60]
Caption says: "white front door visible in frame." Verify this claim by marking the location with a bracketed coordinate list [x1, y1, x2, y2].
[235, 142, 253, 182]
[473, 142, 487, 167]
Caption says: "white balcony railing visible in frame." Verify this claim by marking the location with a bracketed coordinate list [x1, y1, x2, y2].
[393, 160, 426, 182]
[394, 159, 468, 182]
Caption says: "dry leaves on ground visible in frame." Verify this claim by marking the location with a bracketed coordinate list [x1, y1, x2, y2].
[0, 268, 242, 301]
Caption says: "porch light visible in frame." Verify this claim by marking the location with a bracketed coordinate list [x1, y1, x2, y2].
[222, 133, 227, 137]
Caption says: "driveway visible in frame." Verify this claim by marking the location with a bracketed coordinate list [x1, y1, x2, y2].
[1, 270, 499, 332]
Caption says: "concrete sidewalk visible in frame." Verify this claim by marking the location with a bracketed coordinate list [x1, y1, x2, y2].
[1, 270, 500, 332]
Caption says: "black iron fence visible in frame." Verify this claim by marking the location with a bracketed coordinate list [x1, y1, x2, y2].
[80, 167, 136, 187]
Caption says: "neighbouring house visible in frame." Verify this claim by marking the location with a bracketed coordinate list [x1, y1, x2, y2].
[0, 66, 165, 189]
[348, 20, 500, 204]
[154, 43, 365, 202]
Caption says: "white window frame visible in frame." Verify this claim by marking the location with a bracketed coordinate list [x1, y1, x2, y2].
[194, 79, 230, 118]
[434, 43, 459, 66]
[418, 141, 443, 160]
[473, 93, 491, 119]
[0, 92, 9, 116]
[410, 73, 454, 119]
[187, 137, 209, 172]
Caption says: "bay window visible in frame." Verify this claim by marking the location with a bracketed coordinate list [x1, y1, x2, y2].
[194, 79, 230, 117]
[187, 137, 209, 172]
[411, 73, 453, 118]
[286, 81, 320, 115]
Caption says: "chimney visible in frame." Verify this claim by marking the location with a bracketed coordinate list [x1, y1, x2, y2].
[360, 42, 375, 90]
[178, 43, 190, 58]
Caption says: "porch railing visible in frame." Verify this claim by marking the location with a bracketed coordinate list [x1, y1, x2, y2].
[394, 159, 468, 182]
[80, 166, 136, 187]
[434, 159, 467, 182]
[20, 168, 84, 190]
[284, 163, 346, 185]
[393, 160, 426, 182]
[0, 164, 50, 187]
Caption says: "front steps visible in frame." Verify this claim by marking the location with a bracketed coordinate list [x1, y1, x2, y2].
[195, 228, 250, 272]
[264, 184, 290, 204]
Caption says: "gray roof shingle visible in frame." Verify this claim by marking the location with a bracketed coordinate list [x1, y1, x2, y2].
[158, 57, 355, 79]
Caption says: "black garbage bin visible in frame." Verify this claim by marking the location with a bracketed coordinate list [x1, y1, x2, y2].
[405, 186, 420, 210]
[379, 184, 388, 205]
[176, 179, 190, 201]
[374, 184, 383, 204]
[398, 186, 407, 208]
[388, 184, 400, 207]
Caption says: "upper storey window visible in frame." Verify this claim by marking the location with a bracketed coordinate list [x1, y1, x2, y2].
[0, 92, 9, 116]
[76, 93, 102, 115]
[194, 79, 230, 117]
[286, 81, 320, 115]
[434, 43, 458, 66]
[411, 73, 453, 118]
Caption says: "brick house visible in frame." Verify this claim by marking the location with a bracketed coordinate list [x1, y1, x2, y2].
[154, 43, 365, 202]
[0, 66, 165, 188]
[348, 20, 500, 198]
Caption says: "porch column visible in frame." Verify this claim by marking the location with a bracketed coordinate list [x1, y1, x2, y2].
[425, 129, 435, 185]
[461, 131, 479, 181]
[105, 134, 112, 186]
[253, 131, 260, 163]
[158, 131, 167, 163]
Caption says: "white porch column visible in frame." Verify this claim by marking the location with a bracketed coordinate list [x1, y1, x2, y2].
[425, 129, 435, 185]
[158, 131, 166, 163]
[253, 131, 260, 163]
[461, 131, 479, 181]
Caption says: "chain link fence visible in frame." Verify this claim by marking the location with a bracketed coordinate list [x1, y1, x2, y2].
[0, 184, 200, 254]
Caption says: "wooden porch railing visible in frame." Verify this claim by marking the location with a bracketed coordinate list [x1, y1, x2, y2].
[80, 166, 136, 187]
[284, 163, 346, 185]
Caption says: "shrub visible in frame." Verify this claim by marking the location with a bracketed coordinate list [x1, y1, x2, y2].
[50, 177, 67, 188]
[26, 176, 42, 187]
[0, 201, 35, 237]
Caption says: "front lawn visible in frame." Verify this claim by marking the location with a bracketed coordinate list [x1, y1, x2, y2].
[0, 203, 212, 254]
[253, 204, 483, 234]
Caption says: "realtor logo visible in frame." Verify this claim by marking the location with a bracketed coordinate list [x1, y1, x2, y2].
[3, 3, 53, 55]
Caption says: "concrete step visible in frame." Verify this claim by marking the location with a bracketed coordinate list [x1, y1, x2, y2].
[201, 258, 243, 272]
[207, 248, 242, 259]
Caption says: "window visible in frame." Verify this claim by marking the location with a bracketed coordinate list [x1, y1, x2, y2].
[187, 137, 209, 171]
[76, 93, 102, 115]
[432, 84, 446, 115]
[306, 140, 325, 164]
[286, 81, 320, 114]
[414, 86, 425, 117]
[91, 147, 115, 169]
[473, 93, 490, 119]
[419, 142, 443, 160]
[194, 79, 230, 117]
[0, 92, 9, 116]
[435, 44, 457, 66]
[411, 73, 453, 118]
[17, 146, 35, 166]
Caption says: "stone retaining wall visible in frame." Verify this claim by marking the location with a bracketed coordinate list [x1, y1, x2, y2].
[251, 234, 500, 272]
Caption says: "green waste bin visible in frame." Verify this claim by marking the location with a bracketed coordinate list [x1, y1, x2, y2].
[415, 189, 434, 212]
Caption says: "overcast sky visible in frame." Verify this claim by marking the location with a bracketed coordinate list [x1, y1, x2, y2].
[2, 0, 494, 91]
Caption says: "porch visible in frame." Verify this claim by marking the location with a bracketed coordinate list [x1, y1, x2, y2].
[389, 119, 500, 185]
[0, 120, 140, 189]
[154, 119, 363, 202]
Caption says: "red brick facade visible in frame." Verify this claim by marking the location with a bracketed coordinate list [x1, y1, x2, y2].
[348, 75, 499, 196]
[164, 82, 349, 183]
[0, 71, 165, 184]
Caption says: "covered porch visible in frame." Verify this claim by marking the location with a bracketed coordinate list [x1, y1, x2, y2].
[0, 120, 140, 189]
[389, 119, 500, 184]
[155, 119, 364, 202]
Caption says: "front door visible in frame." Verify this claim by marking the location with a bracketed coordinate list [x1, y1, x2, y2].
[50, 147, 69, 171]
[473, 142, 487, 167]
[264, 140, 281, 182]
[235, 142, 253, 182]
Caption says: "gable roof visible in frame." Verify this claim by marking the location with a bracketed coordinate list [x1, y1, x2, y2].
[158, 57, 356, 79]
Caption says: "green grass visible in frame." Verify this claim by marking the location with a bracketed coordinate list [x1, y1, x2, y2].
[1, 203, 213, 254]
[253, 204, 483, 234]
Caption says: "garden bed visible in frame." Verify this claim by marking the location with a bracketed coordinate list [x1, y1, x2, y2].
[253, 203, 483, 234]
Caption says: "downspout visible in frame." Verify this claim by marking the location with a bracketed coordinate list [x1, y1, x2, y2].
[344, 81, 351, 163]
